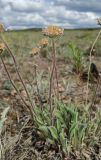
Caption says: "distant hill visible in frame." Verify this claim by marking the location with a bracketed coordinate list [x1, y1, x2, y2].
[6, 27, 101, 32]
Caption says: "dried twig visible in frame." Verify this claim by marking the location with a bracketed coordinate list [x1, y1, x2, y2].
[86, 29, 101, 104]
[1, 35, 35, 111]
[1, 56, 34, 118]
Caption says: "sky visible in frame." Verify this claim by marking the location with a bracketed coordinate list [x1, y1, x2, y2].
[0, 0, 101, 30]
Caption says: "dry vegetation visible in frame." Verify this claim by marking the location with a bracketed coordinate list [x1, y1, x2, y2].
[0, 22, 101, 160]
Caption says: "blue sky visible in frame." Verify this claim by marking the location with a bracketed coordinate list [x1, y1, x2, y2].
[0, 0, 101, 30]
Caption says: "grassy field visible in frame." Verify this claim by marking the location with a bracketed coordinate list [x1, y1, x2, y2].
[0, 28, 101, 160]
[2, 28, 101, 56]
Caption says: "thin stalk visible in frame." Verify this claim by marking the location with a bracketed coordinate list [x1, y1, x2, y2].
[49, 58, 54, 124]
[52, 39, 59, 100]
[1, 35, 34, 110]
[1, 57, 34, 118]
[53, 74, 58, 99]
[48, 39, 59, 125]
[34, 66, 43, 111]
[86, 29, 101, 104]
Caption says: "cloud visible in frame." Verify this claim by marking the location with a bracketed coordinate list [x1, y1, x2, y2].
[55, 0, 101, 12]
[0, 0, 100, 29]
[10, 0, 45, 12]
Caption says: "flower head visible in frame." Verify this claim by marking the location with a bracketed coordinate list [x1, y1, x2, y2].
[42, 25, 64, 38]
[31, 47, 40, 55]
[0, 43, 5, 54]
[39, 38, 49, 46]
[0, 23, 5, 33]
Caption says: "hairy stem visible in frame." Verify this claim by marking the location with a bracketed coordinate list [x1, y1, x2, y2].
[52, 39, 59, 100]
[49, 58, 54, 124]
[48, 39, 59, 125]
